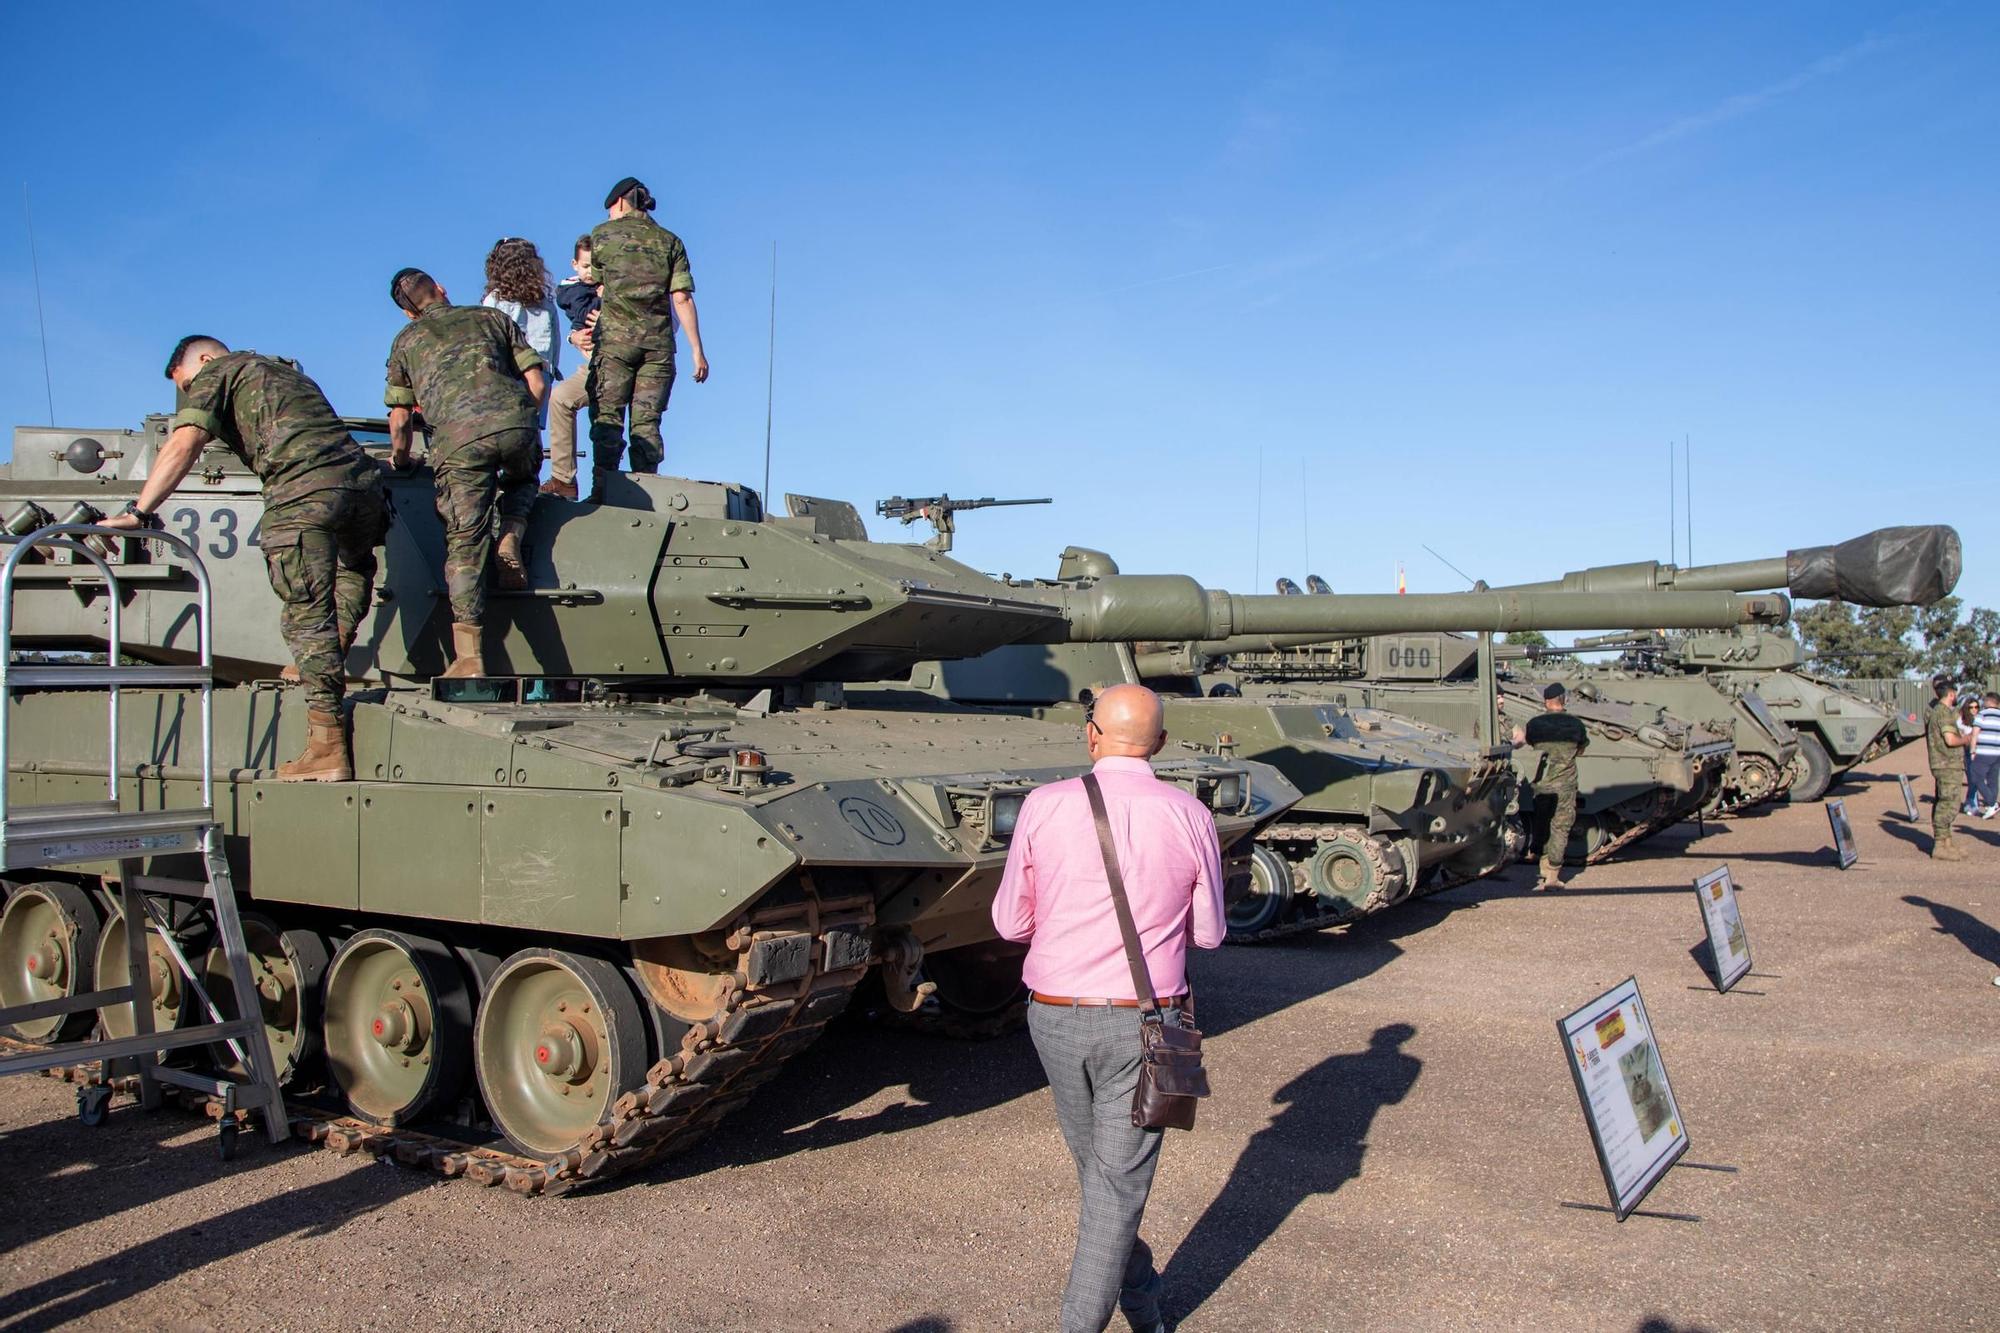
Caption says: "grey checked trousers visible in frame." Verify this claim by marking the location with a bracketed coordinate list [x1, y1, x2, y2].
[1026, 1001, 1170, 1333]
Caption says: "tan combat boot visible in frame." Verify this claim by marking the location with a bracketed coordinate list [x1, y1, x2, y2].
[274, 708, 351, 783]
[441, 622, 485, 678]
[1932, 835, 1966, 862]
[495, 518, 529, 591]
[1533, 860, 1563, 892]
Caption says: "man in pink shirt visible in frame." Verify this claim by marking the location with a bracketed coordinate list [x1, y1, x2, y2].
[993, 683, 1226, 1333]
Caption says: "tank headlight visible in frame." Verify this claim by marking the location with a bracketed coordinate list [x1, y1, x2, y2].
[992, 791, 1026, 837]
[1212, 772, 1244, 812]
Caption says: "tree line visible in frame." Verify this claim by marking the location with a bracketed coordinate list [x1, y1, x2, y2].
[1796, 596, 2000, 682]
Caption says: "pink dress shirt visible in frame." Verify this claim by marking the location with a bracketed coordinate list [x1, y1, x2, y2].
[991, 755, 1227, 1000]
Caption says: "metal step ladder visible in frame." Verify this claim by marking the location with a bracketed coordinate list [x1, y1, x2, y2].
[0, 523, 288, 1156]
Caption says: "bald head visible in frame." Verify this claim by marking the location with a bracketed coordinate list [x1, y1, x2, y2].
[1087, 683, 1167, 760]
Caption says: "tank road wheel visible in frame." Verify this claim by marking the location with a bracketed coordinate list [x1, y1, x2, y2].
[1226, 845, 1296, 936]
[0, 882, 101, 1041]
[474, 949, 650, 1158]
[201, 915, 330, 1086]
[1306, 831, 1401, 920]
[1721, 754, 1782, 810]
[95, 907, 193, 1041]
[1566, 816, 1615, 866]
[1787, 734, 1835, 804]
[322, 929, 472, 1126]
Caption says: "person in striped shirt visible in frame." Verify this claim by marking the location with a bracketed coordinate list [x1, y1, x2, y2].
[1970, 691, 2000, 819]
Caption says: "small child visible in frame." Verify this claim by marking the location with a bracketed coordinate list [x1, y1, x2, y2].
[543, 237, 601, 500]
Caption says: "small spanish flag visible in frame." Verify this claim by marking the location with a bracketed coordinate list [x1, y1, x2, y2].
[1397, 562, 1406, 595]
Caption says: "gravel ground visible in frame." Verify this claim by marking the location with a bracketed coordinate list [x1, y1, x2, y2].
[1, 748, 1995, 1332]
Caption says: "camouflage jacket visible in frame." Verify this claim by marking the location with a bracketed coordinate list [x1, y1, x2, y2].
[588, 210, 694, 353]
[171, 352, 376, 507]
[1524, 710, 1590, 785]
[1926, 699, 1963, 775]
[384, 304, 545, 455]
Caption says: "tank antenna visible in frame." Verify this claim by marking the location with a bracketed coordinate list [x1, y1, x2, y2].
[1684, 433, 1693, 567]
[1422, 543, 1477, 589]
[762, 240, 777, 507]
[22, 183, 54, 425]
[1300, 458, 1309, 578]
[1668, 438, 1676, 566]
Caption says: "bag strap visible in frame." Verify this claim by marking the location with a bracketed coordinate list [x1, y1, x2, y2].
[1082, 772, 1161, 1016]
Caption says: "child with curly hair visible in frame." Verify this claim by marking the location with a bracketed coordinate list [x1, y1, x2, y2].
[481, 237, 560, 423]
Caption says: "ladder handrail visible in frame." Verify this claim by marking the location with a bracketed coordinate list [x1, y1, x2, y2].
[0, 524, 216, 828]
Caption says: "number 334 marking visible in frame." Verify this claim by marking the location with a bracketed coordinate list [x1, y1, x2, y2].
[167, 507, 261, 560]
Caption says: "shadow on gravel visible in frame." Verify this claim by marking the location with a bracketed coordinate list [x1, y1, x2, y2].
[1902, 895, 2000, 971]
[0, 1117, 418, 1331]
[640, 891, 1467, 1196]
[887, 1318, 953, 1332]
[1636, 1318, 1718, 1333]
[1161, 1022, 1421, 1323]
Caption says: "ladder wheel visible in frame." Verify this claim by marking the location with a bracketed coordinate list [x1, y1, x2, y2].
[323, 929, 472, 1127]
[0, 881, 103, 1042]
[76, 1084, 112, 1127]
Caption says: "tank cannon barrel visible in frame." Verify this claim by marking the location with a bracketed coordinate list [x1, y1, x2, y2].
[1043, 580, 1787, 646]
[1493, 524, 1960, 607]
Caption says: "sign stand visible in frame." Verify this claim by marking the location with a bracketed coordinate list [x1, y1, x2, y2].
[1895, 774, 1920, 823]
[1692, 866, 1755, 994]
[1825, 799, 1860, 869]
[1557, 977, 1691, 1222]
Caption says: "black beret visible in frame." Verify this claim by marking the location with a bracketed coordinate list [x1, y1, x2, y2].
[604, 176, 646, 209]
[389, 267, 429, 310]
[1542, 682, 1567, 701]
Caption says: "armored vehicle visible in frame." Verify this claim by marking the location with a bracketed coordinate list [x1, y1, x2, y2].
[1555, 628, 1894, 801]
[1834, 677, 1927, 758]
[0, 414, 1784, 1191]
[0, 414, 1317, 1193]
[906, 546, 1783, 936]
[1190, 630, 1738, 867]
[1496, 526, 1959, 803]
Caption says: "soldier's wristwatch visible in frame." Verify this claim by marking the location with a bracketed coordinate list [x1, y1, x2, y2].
[120, 500, 163, 530]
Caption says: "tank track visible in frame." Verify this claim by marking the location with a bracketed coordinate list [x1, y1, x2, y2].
[1228, 824, 1415, 944]
[13, 890, 875, 1197]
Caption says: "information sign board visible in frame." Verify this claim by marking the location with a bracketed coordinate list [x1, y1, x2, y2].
[1558, 977, 1689, 1221]
[1693, 866, 1752, 993]
[1895, 774, 1919, 822]
[1825, 799, 1859, 869]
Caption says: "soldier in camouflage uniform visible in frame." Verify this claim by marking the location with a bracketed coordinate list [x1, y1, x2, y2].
[1519, 681, 1590, 890]
[586, 176, 708, 497]
[384, 268, 549, 678]
[102, 336, 389, 782]
[1925, 677, 1973, 860]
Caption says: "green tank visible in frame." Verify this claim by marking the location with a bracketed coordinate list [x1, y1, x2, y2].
[1189, 629, 1739, 868]
[0, 414, 1785, 1192]
[1496, 526, 1959, 803]
[0, 414, 1307, 1193]
[905, 546, 1782, 937]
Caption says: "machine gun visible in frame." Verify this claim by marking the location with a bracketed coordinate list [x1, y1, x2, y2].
[874, 494, 1051, 552]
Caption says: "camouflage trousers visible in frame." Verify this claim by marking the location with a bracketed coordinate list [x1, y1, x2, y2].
[587, 341, 676, 474]
[433, 428, 541, 626]
[262, 482, 391, 713]
[1934, 769, 1964, 843]
[1541, 776, 1579, 869]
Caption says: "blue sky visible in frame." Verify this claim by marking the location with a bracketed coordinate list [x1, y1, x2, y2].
[2, 4, 1994, 616]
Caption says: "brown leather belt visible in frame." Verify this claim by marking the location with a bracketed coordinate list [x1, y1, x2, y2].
[1030, 991, 1186, 1009]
